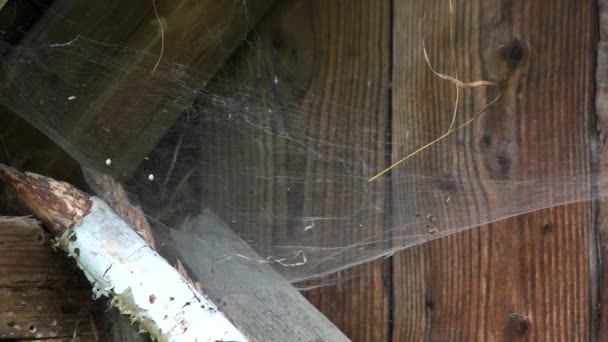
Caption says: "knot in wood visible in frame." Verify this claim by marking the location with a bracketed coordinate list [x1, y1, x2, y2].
[508, 313, 531, 336]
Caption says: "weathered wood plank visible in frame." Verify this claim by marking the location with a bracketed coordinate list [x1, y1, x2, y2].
[391, 0, 596, 340]
[296, 259, 390, 342]
[393, 205, 593, 341]
[168, 211, 349, 342]
[0, 216, 102, 340]
[198, 0, 391, 340]
[2, 0, 275, 177]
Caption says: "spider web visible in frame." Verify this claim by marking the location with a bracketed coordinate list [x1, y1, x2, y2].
[0, 0, 598, 286]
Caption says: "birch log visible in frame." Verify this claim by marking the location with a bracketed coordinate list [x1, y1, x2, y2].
[0, 164, 247, 342]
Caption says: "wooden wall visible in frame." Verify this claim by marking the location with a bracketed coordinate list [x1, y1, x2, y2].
[238, 0, 598, 341]
[391, 0, 597, 341]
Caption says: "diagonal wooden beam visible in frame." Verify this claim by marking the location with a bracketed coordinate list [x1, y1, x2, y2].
[1, 0, 275, 178]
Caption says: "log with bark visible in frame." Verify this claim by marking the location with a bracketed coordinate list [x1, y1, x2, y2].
[0, 164, 247, 342]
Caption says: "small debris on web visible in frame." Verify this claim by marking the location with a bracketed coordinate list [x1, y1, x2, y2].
[220, 250, 308, 268]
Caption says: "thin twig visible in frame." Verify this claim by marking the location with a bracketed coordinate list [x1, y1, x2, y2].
[422, 41, 496, 88]
[161, 132, 183, 200]
[221, 250, 308, 267]
[368, 94, 501, 182]
[152, 0, 164, 71]
[446, 0, 459, 131]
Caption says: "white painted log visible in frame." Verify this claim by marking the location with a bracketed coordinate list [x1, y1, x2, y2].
[56, 198, 247, 342]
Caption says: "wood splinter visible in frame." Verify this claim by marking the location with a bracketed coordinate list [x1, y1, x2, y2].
[0, 164, 247, 342]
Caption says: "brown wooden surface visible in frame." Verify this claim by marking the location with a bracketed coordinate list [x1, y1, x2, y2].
[596, 0, 608, 341]
[0, 216, 102, 340]
[391, 0, 597, 341]
[299, 259, 390, 342]
[393, 206, 594, 341]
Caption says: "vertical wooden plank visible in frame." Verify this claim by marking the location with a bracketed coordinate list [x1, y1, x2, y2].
[391, 0, 596, 340]
[394, 205, 594, 341]
[595, 0, 608, 339]
[0, 216, 148, 341]
[296, 259, 390, 342]
[0, 217, 103, 340]
[198, 0, 391, 340]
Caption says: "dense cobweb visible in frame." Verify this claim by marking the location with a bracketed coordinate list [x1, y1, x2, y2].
[0, 0, 599, 285]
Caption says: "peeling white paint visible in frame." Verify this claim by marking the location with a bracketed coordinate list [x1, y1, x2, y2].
[57, 198, 247, 342]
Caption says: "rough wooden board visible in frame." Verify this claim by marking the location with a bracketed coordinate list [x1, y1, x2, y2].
[0, 216, 102, 340]
[197, 0, 391, 339]
[596, 0, 608, 340]
[295, 259, 390, 342]
[393, 205, 592, 341]
[391, 0, 596, 340]
[2, 0, 275, 177]
[168, 211, 349, 342]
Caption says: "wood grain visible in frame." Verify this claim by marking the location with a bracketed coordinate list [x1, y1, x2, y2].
[0, 164, 92, 236]
[296, 259, 391, 342]
[391, 0, 596, 340]
[0, 217, 102, 340]
[198, 0, 391, 340]
[595, 0, 608, 340]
